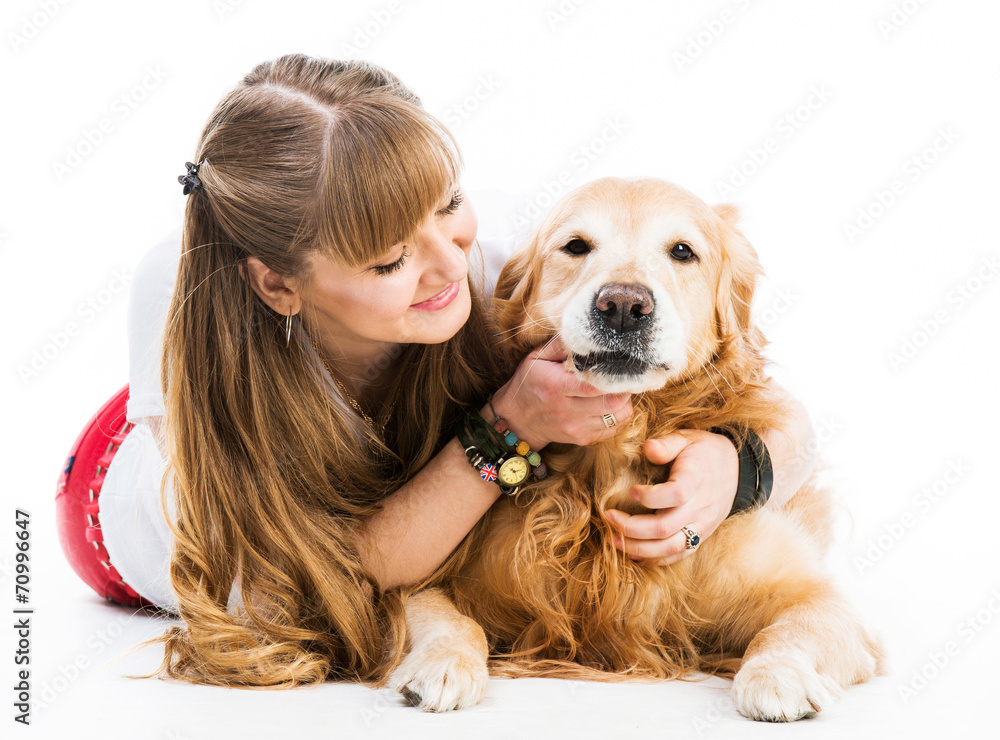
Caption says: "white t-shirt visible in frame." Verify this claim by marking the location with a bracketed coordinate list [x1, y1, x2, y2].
[99, 189, 524, 612]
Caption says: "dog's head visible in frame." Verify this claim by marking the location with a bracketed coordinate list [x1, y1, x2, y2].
[495, 177, 764, 394]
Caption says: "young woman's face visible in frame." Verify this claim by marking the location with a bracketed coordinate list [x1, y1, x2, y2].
[304, 186, 477, 357]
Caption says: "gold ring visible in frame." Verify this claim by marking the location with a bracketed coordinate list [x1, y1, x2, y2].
[602, 412, 617, 429]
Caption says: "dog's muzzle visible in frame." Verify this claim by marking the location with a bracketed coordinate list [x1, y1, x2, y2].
[594, 282, 654, 333]
[572, 350, 650, 375]
[573, 282, 663, 377]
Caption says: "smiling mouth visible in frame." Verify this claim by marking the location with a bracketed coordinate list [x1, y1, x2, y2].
[410, 281, 460, 310]
[572, 351, 659, 376]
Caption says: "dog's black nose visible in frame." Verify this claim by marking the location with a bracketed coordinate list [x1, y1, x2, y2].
[595, 283, 654, 332]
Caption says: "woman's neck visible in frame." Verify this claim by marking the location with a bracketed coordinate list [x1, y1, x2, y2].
[311, 332, 405, 402]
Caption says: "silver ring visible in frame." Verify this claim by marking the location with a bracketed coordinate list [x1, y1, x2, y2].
[681, 526, 701, 550]
[602, 412, 618, 429]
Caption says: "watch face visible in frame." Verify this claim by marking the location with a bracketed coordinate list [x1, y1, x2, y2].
[498, 456, 529, 485]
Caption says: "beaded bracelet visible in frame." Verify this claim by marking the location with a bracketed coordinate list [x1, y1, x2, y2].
[457, 411, 526, 495]
[457, 423, 508, 492]
[456, 407, 549, 496]
[486, 396, 547, 480]
[468, 409, 539, 490]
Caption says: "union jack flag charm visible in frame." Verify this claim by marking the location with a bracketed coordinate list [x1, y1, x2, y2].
[479, 463, 498, 483]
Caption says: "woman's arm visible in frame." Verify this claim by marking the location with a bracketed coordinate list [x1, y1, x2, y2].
[603, 379, 819, 566]
[760, 381, 819, 509]
[357, 339, 633, 590]
[353, 431, 503, 591]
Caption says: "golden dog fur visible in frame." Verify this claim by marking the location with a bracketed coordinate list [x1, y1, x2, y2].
[390, 177, 885, 721]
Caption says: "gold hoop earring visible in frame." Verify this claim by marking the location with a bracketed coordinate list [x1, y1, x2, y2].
[285, 307, 293, 347]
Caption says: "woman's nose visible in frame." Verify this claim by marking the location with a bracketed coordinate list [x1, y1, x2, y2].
[421, 229, 469, 283]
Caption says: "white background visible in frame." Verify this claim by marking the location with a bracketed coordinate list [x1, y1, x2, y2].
[2, 0, 998, 737]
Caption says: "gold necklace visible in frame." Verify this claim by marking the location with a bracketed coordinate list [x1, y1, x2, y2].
[308, 339, 396, 435]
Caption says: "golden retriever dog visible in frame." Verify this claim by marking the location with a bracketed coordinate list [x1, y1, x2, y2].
[388, 177, 885, 721]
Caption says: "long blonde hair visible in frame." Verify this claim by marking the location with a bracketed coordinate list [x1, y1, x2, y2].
[141, 54, 504, 687]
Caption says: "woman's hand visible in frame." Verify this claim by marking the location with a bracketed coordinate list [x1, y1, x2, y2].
[603, 430, 740, 566]
[489, 337, 633, 450]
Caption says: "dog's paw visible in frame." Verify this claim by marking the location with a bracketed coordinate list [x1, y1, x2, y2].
[732, 650, 842, 722]
[388, 638, 488, 712]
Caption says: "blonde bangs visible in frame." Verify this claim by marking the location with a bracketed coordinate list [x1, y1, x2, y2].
[316, 97, 462, 267]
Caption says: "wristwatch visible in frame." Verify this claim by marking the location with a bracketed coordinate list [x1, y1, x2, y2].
[457, 411, 529, 496]
[497, 455, 530, 487]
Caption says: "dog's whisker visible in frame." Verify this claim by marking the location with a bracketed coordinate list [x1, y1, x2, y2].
[708, 362, 735, 394]
[688, 333, 738, 396]
[495, 315, 550, 337]
[505, 334, 560, 403]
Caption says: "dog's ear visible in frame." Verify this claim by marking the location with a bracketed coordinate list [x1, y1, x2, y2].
[494, 242, 536, 306]
[492, 234, 544, 364]
[712, 204, 764, 348]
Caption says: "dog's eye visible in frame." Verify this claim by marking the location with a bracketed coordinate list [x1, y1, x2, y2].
[670, 242, 697, 262]
[561, 238, 592, 256]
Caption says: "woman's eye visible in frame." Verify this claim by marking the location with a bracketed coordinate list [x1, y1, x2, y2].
[437, 191, 464, 216]
[560, 238, 592, 256]
[670, 242, 696, 262]
[372, 251, 410, 275]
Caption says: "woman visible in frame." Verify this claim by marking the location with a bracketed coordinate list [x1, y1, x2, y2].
[56, 54, 818, 688]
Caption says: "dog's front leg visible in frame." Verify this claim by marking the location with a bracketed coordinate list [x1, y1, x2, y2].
[388, 587, 489, 712]
[730, 588, 885, 722]
[701, 510, 885, 722]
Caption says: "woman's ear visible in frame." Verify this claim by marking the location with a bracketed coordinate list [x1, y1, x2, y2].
[243, 256, 303, 316]
[711, 204, 764, 347]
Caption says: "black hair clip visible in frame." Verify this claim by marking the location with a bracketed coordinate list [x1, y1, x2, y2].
[178, 160, 205, 195]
